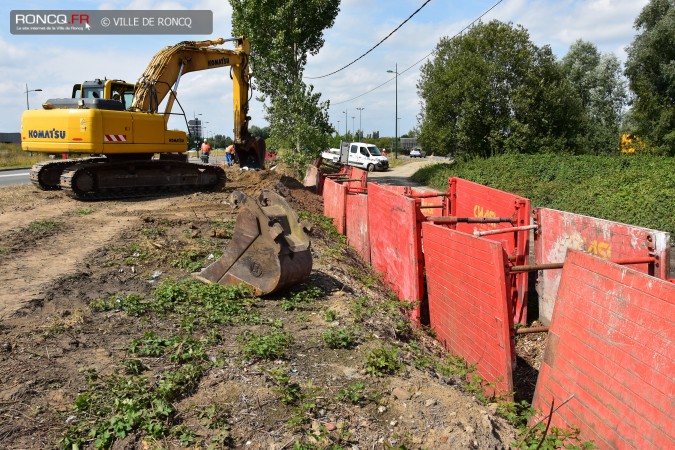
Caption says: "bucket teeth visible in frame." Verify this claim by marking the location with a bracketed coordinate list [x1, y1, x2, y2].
[194, 189, 312, 295]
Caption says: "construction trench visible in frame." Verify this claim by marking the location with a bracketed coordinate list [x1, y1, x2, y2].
[316, 165, 673, 449]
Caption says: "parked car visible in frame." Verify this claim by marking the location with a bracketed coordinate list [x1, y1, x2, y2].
[410, 148, 425, 158]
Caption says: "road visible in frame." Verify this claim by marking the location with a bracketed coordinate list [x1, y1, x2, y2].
[367, 156, 448, 189]
[0, 169, 30, 187]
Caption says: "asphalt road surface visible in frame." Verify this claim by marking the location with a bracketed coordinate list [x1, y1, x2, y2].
[0, 169, 31, 187]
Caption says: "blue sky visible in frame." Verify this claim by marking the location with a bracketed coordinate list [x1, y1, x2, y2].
[1, 0, 648, 140]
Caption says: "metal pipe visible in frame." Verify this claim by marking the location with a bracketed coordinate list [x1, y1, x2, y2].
[426, 216, 514, 224]
[473, 224, 538, 237]
[417, 204, 444, 208]
[409, 192, 446, 198]
[516, 326, 549, 334]
[510, 256, 656, 273]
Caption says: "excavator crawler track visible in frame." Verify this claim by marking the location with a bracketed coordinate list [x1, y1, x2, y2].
[30, 158, 106, 190]
[59, 160, 225, 200]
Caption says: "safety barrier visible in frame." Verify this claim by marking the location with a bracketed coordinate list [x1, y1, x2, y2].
[535, 208, 671, 324]
[368, 183, 425, 322]
[317, 168, 672, 440]
[322, 178, 347, 234]
[532, 250, 674, 449]
[345, 193, 370, 263]
[423, 223, 514, 395]
[322, 167, 369, 235]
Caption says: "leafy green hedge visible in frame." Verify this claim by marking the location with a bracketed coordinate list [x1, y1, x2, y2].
[412, 154, 675, 236]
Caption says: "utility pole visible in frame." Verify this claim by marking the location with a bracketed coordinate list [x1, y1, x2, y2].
[356, 107, 364, 141]
[386, 64, 399, 159]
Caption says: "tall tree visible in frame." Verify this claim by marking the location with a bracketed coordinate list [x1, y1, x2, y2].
[229, 0, 340, 172]
[625, 0, 675, 155]
[561, 40, 627, 153]
[417, 21, 583, 158]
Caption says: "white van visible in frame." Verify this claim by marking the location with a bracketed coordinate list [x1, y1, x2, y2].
[341, 142, 389, 172]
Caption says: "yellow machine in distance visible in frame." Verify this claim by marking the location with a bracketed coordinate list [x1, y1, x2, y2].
[21, 37, 265, 199]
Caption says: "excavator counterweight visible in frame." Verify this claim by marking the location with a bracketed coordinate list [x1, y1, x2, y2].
[193, 190, 313, 295]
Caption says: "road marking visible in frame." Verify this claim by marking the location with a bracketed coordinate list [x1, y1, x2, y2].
[0, 173, 28, 178]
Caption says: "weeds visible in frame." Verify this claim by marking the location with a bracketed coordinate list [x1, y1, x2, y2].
[323, 309, 337, 322]
[336, 381, 366, 405]
[75, 207, 94, 216]
[61, 364, 204, 449]
[27, 219, 63, 235]
[268, 368, 304, 404]
[364, 346, 400, 376]
[322, 326, 358, 349]
[89, 293, 147, 316]
[281, 286, 324, 311]
[239, 330, 293, 360]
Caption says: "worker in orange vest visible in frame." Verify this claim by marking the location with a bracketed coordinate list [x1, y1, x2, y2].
[225, 144, 235, 166]
[200, 139, 211, 164]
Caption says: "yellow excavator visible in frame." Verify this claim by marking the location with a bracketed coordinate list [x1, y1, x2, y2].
[21, 37, 266, 200]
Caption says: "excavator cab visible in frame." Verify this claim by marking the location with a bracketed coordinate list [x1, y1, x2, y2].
[71, 79, 136, 109]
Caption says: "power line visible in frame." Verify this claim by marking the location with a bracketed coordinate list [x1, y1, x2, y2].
[329, 0, 505, 107]
[305, 0, 433, 80]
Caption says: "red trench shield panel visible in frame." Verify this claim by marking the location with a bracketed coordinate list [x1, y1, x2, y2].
[535, 208, 671, 324]
[368, 183, 425, 323]
[446, 177, 531, 324]
[322, 177, 347, 234]
[532, 250, 674, 449]
[422, 223, 514, 396]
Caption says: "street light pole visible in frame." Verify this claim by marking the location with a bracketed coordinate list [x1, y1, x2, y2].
[25, 84, 42, 110]
[337, 120, 341, 138]
[386, 64, 399, 159]
[343, 109, 348, 137]
[356, 107, 364, 141]
[352, 116, 355, 139]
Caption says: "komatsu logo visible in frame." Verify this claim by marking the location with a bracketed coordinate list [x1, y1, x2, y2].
[208, 57, 229, 66]
[29, 128, 66, 139]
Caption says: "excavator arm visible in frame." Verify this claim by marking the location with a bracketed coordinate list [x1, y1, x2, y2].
[131, 37, 265, 166]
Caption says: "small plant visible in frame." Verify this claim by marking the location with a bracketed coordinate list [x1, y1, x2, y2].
[198, 404, 230, 429]
[75, 207, 94, 215]
[171, 250, 208, 272]
[268, 368, 304, 404]
[89, 293, 148, 316]
[239, 330, 293, 360]
[142, 225, 166, 238]
[281, 286, 324, 311]
[122, 359, 147, 375]
[336, 381, 366, 404]
[364, 346, 400, 376]
[322, 327, 357, 349]
[351, 296, 371, 322]
[27, 219, 63, 234]
[323, 309, 337, 322]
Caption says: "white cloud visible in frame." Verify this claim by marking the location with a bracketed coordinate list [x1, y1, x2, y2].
[0, 0, 649, 137]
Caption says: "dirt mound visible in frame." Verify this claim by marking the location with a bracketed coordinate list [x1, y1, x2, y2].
[0, 171, 516, 449]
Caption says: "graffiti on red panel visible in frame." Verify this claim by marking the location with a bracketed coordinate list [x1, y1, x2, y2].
[567, 234, 612, 259]
[473, 204, 498, 230]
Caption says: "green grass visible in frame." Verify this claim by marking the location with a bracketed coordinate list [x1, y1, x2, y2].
[412, 154, 675, 235]
[27, 219, 64, 235]
[0, 143, 45, 169]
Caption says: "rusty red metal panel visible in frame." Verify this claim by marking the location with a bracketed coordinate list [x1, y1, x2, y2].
[345, 193, 370, 264]
[368, 183, 424, 322]
[322, 178, 347, 234]
[535, 208, 671, 324]
[447, 177, 531, 324]
[422, 222, 514, 396]
[532, 250, 675, 449]
[344, 166, 369, 193]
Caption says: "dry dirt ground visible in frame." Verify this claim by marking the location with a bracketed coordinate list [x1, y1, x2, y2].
[0, 165, 521, 449]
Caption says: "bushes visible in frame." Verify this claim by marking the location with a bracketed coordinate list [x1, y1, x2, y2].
[412, 154, 675, 235]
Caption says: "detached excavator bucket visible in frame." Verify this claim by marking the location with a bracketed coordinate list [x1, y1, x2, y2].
[193, 189, 312, 295]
